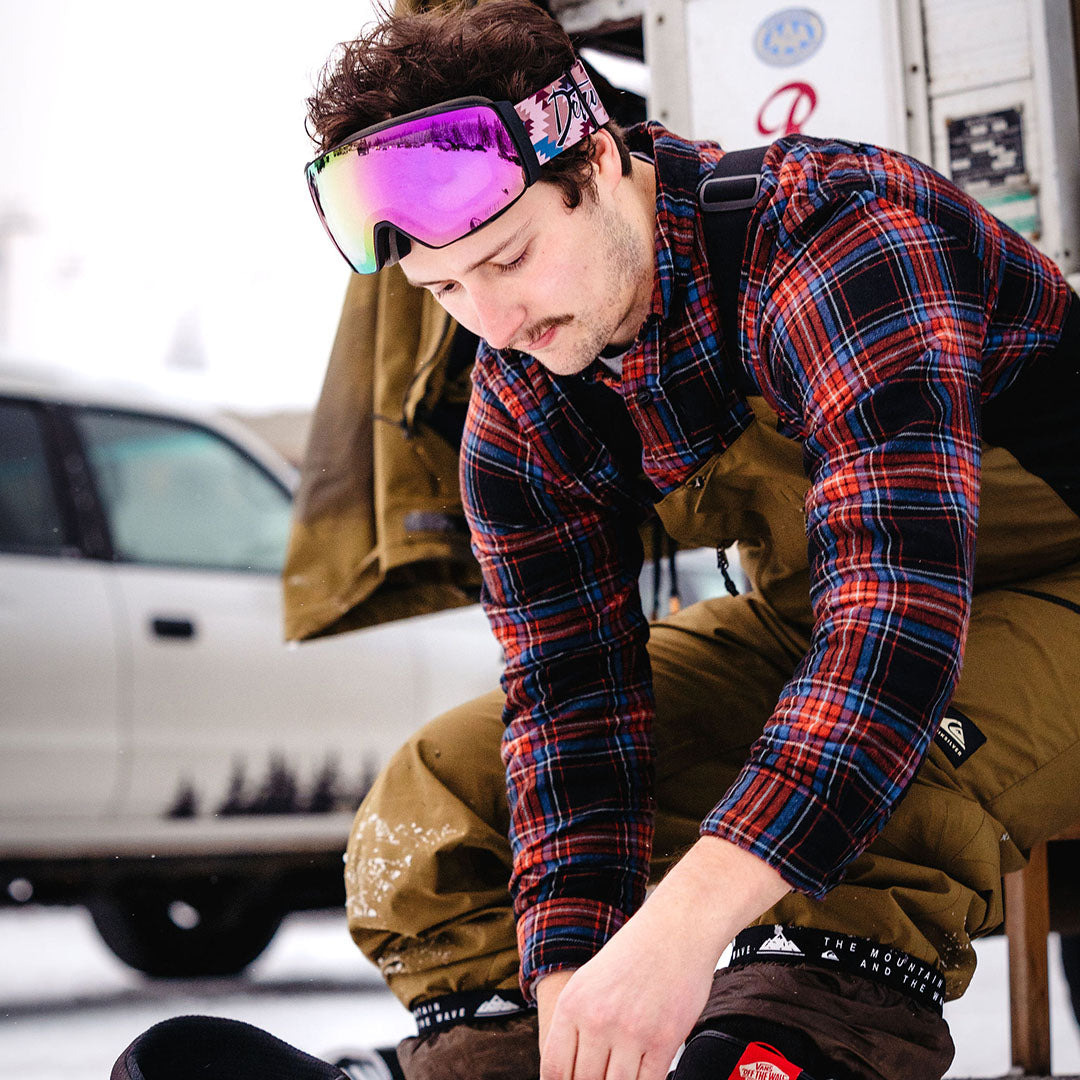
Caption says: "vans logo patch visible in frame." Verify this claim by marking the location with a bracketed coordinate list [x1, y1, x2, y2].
[738, 1065, 792, 1080]
[934, 707, 986, 767]
[732, 1042, 801, 1080]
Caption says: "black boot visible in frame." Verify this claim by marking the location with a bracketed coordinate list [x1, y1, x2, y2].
[671, 1020, 838, 1080]
[111, 1015, 348, 1080]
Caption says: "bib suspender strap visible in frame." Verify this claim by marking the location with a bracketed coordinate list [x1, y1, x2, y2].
[697, 145, 770, 363]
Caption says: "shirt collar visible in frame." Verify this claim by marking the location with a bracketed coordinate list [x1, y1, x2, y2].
[586, 123, 723, 390]
[626, 122, 723, 324]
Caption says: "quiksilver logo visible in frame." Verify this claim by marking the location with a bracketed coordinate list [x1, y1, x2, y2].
[941, 716, 966, 749]
[934, 707, 986, 767]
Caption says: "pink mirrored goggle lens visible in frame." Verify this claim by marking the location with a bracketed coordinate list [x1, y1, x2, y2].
[307, 104, 529, 274]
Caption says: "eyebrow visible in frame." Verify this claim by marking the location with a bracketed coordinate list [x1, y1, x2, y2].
[403, 225, 528, 288]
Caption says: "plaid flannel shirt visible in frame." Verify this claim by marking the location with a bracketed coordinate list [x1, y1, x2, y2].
[460, 123, 1072, 997]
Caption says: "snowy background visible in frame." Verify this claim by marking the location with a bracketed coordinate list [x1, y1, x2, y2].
[1, 905, 1078, 1079]
[0, 0, 380, 414]
[0, 2, 643, 418]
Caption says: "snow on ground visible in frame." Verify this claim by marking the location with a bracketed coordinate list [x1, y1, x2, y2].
[0, 906, 416, 1080]
[0, 905, 1078, 1079]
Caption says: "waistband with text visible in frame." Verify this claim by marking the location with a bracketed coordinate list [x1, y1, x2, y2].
[729, 924, 946, 1013]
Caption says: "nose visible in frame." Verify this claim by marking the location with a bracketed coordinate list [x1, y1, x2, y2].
[467, 284, 526, 352]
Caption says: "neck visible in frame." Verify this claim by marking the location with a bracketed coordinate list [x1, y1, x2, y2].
[631, 152, 658, 206]
[608, 157, 658, 348]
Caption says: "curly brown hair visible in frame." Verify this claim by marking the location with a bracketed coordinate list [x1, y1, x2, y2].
[306, 0, 631, 209]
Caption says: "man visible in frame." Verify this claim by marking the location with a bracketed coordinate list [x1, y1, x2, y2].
[303, 3, 1080, 1079]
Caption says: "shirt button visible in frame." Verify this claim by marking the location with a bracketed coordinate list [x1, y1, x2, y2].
[634, 388, 652, 405]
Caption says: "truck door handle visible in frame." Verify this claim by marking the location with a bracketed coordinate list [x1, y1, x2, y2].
[151, 617, 197, 641]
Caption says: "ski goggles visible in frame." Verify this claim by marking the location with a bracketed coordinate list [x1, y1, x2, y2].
[305, 60, 609, 274]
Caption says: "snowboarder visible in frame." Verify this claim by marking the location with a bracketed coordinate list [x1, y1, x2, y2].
[297, 2, 1080, 1078]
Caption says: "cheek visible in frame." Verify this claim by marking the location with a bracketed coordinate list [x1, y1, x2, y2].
[559, 221, 612, 304]
[437, 292, 482, 337]
[529, 238, 588, 311]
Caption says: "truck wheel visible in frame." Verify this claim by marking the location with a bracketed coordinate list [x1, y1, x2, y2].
[88, 878, 285, 977]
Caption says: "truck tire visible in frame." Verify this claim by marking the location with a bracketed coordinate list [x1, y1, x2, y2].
[88, 877, 285, 977]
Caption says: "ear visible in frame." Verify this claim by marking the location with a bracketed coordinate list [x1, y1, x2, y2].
[591, 129, 626, 194]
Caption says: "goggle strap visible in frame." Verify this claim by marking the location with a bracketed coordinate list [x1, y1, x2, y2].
[514, 60, 611, 165]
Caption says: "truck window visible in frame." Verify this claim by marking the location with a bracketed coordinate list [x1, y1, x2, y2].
[0, 399, 69, 554]
[72, 408, 292, 573]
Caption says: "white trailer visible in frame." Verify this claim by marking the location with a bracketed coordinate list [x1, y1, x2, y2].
[557, 0, 1080, 288]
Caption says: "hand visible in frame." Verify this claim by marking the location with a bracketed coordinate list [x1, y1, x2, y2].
[535, 836, 788, 1080]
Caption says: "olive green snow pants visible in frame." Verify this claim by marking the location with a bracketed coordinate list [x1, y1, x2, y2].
[345, 397, 1080, 1080]
[345, 560, 1080, 1012]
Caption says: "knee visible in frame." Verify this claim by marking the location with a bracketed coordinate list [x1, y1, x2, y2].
[344, 688, 510, 932]
[376, 688, 508, 828]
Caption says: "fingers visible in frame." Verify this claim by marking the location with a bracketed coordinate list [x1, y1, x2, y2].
[539, 1005, 677, 1080]
[542, 1032, 640, 1080]
[604, 1043, 646, 1080]
[543, 1036, 672, 1080]
[567, 1035, 611, 1080]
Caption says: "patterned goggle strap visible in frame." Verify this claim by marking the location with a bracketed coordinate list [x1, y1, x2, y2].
[515, 59, 611, 165]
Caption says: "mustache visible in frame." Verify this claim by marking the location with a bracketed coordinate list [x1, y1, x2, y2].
[513, 315, 573, 350]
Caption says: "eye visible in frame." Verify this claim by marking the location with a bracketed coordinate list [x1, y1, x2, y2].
[496, 247, 529, 273]
[432, 281, 460, 299]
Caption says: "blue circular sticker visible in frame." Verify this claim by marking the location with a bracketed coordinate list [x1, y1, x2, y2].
[754, 9, 826, 67]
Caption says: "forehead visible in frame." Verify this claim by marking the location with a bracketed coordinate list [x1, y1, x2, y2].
[399, 181, 564, 284]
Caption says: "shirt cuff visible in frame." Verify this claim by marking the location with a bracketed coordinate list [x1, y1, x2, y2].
[517, 897, 630, 1002]
[701, 764, 869, 899]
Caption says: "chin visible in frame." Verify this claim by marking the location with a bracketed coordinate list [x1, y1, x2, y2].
[536, 353, 595, 377]
[537, 337, 604, 377]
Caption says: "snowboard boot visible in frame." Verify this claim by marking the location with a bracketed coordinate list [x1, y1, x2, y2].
[111, 1015, 348, 1080]
[671, 1018, 847, 1080]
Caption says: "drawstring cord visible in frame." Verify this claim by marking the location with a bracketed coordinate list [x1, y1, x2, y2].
[650, 529, 741, 618]
[717, 545, 740, 597]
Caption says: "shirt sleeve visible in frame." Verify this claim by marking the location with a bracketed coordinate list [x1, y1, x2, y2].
[702, 193, 990, 896]
[461, 355, 656, 998]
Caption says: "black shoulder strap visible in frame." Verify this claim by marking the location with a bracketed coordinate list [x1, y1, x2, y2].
[697, 145, 769, 363]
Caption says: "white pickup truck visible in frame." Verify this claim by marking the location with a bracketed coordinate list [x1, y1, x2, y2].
[0, 367, 505, 976]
